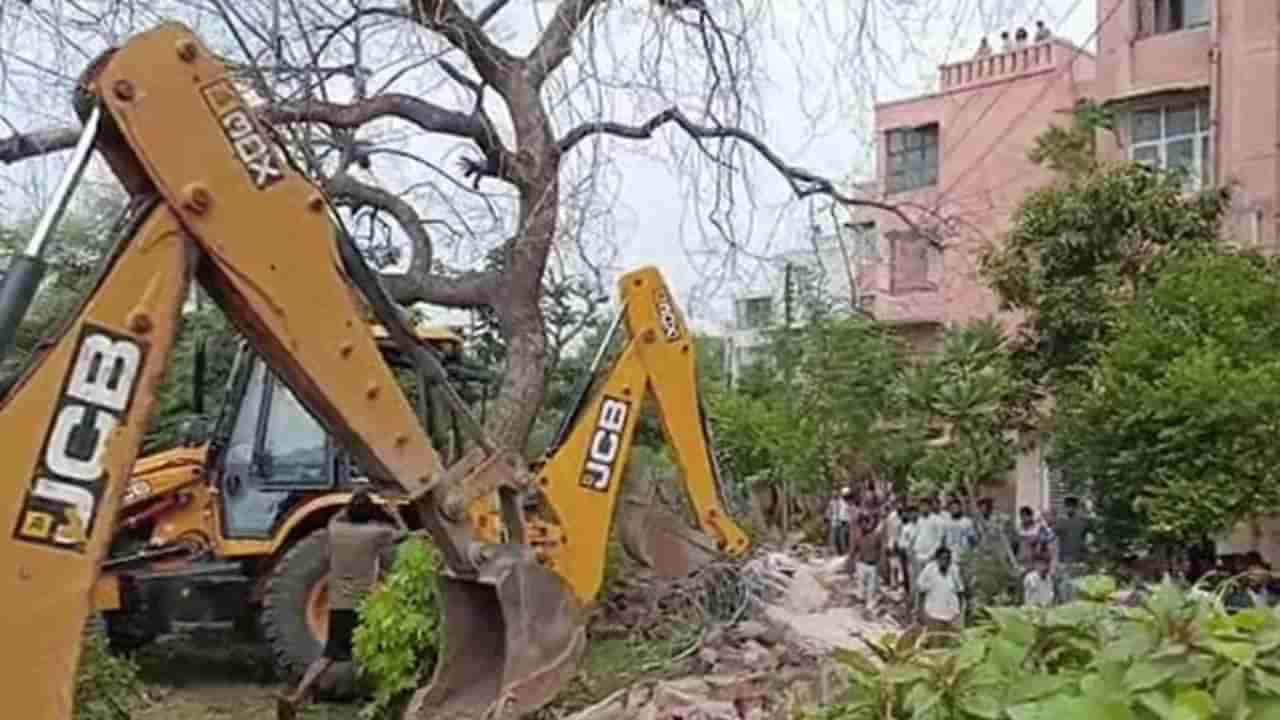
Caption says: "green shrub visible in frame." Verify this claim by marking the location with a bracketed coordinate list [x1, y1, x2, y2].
[353, 537, 443, 718]
[75, 632, 149, 720]
[812, 576, 1280, 720]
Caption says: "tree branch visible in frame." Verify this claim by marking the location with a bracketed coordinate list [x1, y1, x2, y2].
[527, 0, 610, 87]
[263, 94, 514, 181]
[325, 172, 496, 308]
[558, 107, 927, 235]
[409, 0, 517, 94]
[0, 126, 78, 165]
[475, 0, 513, 26]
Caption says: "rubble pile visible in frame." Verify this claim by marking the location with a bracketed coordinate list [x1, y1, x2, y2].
[568, 548, 901, 720]
[743, 551, 899, 654]
[565, 620, 836, 720]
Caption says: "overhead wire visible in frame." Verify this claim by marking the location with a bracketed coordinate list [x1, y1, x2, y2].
[927, 0, 1090, 208]
[932, 0, 1125, 209]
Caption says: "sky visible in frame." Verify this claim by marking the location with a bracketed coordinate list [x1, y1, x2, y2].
[0, 0, 1099, 336]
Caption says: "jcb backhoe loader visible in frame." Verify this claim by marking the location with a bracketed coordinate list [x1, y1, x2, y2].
[94, 259, 743, 701]
[1, 20, 750, 720]
[95, 321, 499, 700]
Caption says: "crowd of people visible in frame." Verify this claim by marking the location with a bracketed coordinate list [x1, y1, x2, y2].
[824, 486, 1093, 629]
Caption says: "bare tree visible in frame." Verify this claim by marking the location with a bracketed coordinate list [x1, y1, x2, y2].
[0, 0, 978, 451]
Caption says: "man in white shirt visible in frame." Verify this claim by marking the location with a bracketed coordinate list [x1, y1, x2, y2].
[942, 497, 977, 556]
[916, 546, 966, 631]
[1023, 554, 1054, 608]
[881, 504, 902, 589]
[912, 497, 946, 590]
[825, 490, 844, 553]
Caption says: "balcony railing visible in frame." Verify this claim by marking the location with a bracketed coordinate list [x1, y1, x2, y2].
[939, 40, 1058, 91]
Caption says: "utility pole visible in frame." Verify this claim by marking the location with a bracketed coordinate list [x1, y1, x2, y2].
[783, 261, 794, 328]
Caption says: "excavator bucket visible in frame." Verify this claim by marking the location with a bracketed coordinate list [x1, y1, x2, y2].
[618, 499, 722, 580]
[405, 547, 587, 720]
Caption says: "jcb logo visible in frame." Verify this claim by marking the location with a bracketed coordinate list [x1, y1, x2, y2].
[14, 325, 146, 552]
[201, 80, 284, 190]
[580, 397, 630, 492]
[653, 289, 681, 342]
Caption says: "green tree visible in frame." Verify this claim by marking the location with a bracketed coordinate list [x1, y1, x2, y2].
[0, 194, 122, 377]
[1052, 250, 1280, 554]
[982, 159, 1229, 400]
[140, 295, 238, 452]
[896, 319, 1022, 506]
[0, 196, 239, 451]
[708, 310, 906, 531]
[1027, 98, 1114, 178]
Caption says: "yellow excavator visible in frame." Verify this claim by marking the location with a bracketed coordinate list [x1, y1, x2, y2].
[96, 320, 497, 699]
[0, 21, 749, 720]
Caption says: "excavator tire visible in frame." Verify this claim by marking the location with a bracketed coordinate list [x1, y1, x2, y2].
[260, 528, 361, 700]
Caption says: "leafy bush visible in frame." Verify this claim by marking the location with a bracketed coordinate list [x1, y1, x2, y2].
[75, 632, 149, 720]
[353, 537, 443, 718]
[813, 577, 1280, 720]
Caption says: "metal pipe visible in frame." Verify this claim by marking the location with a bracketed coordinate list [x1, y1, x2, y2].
[25, 104, 103, 258]
[0, 105, 103, 363]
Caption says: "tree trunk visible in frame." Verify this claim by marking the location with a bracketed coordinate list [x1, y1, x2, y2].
[481, 79, 561, 454]
[487, 303, 551, 452]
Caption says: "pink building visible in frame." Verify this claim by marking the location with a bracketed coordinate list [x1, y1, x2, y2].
[1094, 0, 1280, 248]
[853, 36, 1096, 351]
[851, 0, 1280, 532]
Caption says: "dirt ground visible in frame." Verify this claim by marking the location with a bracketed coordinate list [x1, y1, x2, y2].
[126, 626, 687, 720]
[130, 632, 359, 720]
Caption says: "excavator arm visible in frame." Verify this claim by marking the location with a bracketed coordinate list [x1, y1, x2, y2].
[0, 23, 578, 720]
[519, 267, 751, 604]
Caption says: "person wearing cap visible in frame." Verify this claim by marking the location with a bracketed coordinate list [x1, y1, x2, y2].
[278, 487, 409, 719]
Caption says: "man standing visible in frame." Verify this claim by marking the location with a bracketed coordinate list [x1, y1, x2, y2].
[912, 497, 945, 589]
[916, 546, 966, 632]
[1023, 553, 1055, 608]
[835, 487, 854, 555]
[850, 512, 883, 617]
[894, 504, 919, 600]
[825, 489, 844, 554]
[1015, 506, 1057, 572]
[278, 488, 406, 719]
[1051, 497, 1090, 602]
[942, 497, 977, 556]
[880, 501, 902, 589]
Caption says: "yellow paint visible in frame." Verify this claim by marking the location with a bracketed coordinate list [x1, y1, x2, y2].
[0, 207, 191, 718]
[0, 23, 457, 719]
[91, 574, 122, 612]
[525, 266, 751, 604]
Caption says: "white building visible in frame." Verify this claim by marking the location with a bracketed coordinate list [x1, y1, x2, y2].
[724, 224, 877, 387]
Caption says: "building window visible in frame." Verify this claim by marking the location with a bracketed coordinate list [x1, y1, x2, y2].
[735, 296, 774, 330]
[1158, 0, 1210, 33]
[1128, 96, 1211, 191]
[1144, 0, 1210, 35]
[885, 124, 939, 194]
[849, 221, 880, 260]
[887, 230, 933, 293]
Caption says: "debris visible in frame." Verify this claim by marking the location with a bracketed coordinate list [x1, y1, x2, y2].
[568, 546, 895, 719]
[730, 620, 770, 642]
